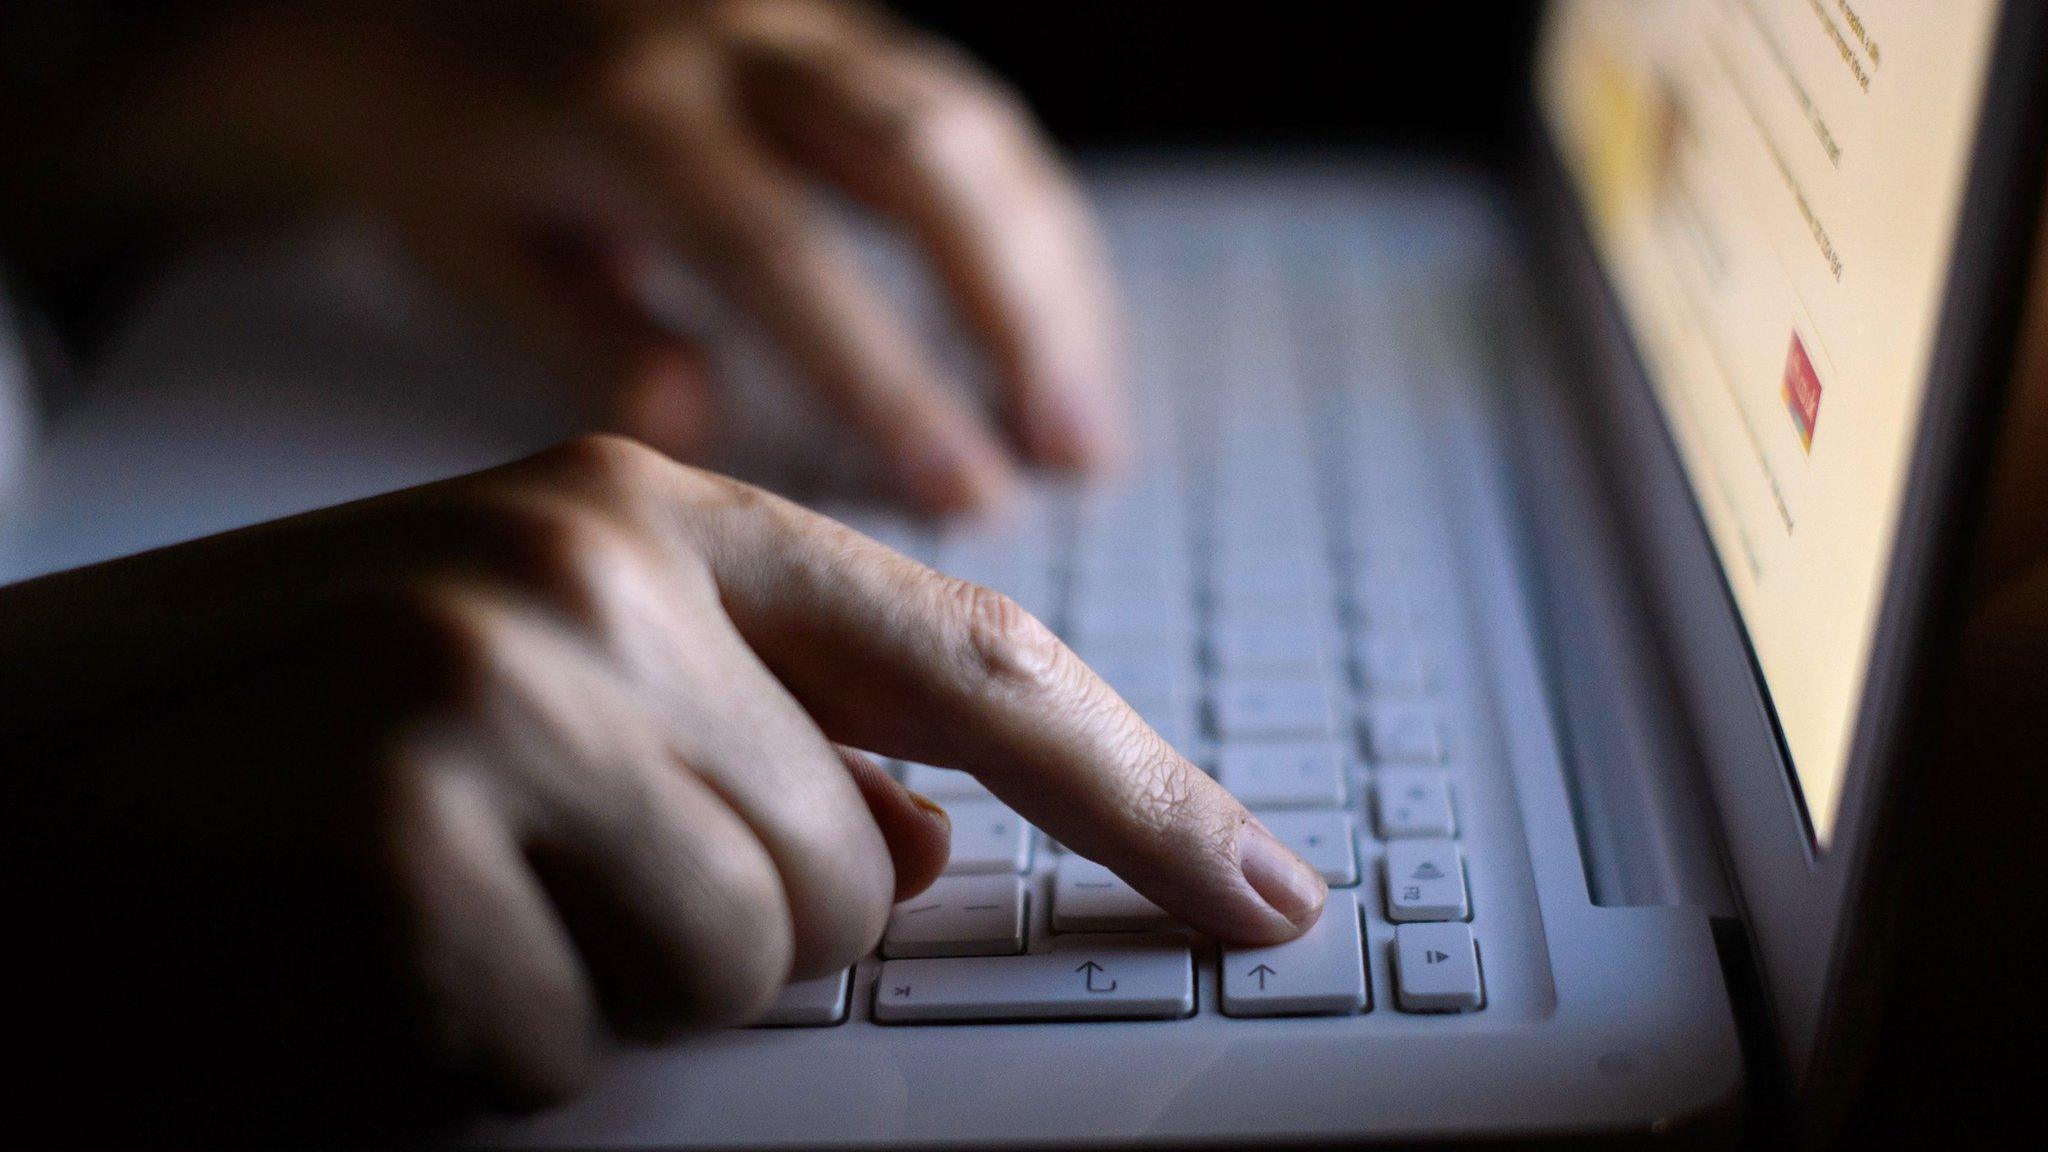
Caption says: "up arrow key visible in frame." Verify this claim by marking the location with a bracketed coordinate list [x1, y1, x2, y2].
[1220, 891, 1368, 1017]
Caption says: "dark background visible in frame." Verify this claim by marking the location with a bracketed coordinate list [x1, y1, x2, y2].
[897, 3, 1545, 152]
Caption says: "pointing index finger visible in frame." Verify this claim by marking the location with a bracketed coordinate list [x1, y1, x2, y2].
[674, 478, 1327, 945]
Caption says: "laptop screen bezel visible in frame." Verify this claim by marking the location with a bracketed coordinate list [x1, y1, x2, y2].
[1524, 0, 2048, 1086]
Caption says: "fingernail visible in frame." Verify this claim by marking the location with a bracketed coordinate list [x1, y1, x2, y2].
[907, 790, 951, 828]
[1238, 820, 1327, 930]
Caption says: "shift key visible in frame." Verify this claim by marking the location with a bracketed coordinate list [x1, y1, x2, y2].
[874, 935, 1193, 1023]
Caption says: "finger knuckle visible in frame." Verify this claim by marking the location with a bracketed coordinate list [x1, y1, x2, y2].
[472, 972, 601, 1112]
[688, 745, 894, 984]
[679, 846, 794, 1026]
[344, 583, 510, 715]
[538, 432, 671, 507]
[381, 778, 600, 1112]
[883, 81, 1067, 235]
[479, 497, 655, 631]
[881, 74, 1027, 169]
[902, 104, 983, 173]
[941, 578, 1066, 698]
[674, 461, 775, 520]
[782, 837, 893, 978]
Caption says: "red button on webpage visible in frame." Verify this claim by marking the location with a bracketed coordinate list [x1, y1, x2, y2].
[1782, 331, 1823, 452]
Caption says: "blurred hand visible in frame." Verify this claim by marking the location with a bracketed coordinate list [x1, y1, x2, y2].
[0, 435, 1320, 1133]
[66, 0, 1128, 510]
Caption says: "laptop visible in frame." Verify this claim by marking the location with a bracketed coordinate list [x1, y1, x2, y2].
[1, 1, 2041, 1144]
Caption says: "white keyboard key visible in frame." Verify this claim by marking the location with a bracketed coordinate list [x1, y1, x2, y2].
[1067, 564, 1187, 607]
[900, 762, 994, 802]
[1212, 551, 1325, 586]
[1210, 621, 1329, 673]
[1374, 768, 1457, 838]
[1122, 687, 1193, 751]
[874, 934, 1194, 1023]
[1215, 741, 1347, 808]
[1210, 568, 1331, 616]
[1383, 839, 1469, 922]
[883, 874, 1027, 958]
[990, 574, 1056, 624]
[1355, 633, 1427, 692]
[1075, 503, 1183, 544]
[755, 968, 849, 1027]
[1224, 505, 1316, 532]
[1054, 856, 1176, 932]
[1213, 677, 1338, 740]
[1221, 891, 1368, 1016]
[1394, 922, 1484, 1012]
[1350, 579, 1414, 633]
[1072, 634, 1198, 677]
[1083, 653, 1188, 699]
[1213, 514, 1322, 551]
[942, 800, 1033, 874]
[1366, 703, 1444, 763]
[1214, 599, 1339, 635]
[1212, 598, 1342, 637]
[1065, 601, 1191, 646]
[1252, 809, 1358, 885]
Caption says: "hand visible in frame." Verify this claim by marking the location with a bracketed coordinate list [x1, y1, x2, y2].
[0, 435, 1321, 1136]
[37, 0, 1125, 511]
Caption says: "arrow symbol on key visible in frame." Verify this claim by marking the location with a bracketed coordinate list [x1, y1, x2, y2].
[1076, 961, 1118, 993]
[1248, 963, 1277, 990]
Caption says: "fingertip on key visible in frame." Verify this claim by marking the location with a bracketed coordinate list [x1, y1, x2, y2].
[1237, 818, 1330, 939]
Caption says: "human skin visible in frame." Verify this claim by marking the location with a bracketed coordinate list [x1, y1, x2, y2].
[0, 0, 1128, 512]
[0, 435, 1324, 1134]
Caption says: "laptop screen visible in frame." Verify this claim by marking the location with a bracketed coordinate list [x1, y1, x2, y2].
[1537, 2, 2001, 845]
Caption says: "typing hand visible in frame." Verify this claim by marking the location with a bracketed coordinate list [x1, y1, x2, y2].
[0, 436, 1320, 1133]
[59, 0, 1124, 511]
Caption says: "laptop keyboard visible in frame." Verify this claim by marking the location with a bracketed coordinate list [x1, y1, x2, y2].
[767, 186, 1495, 1027]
